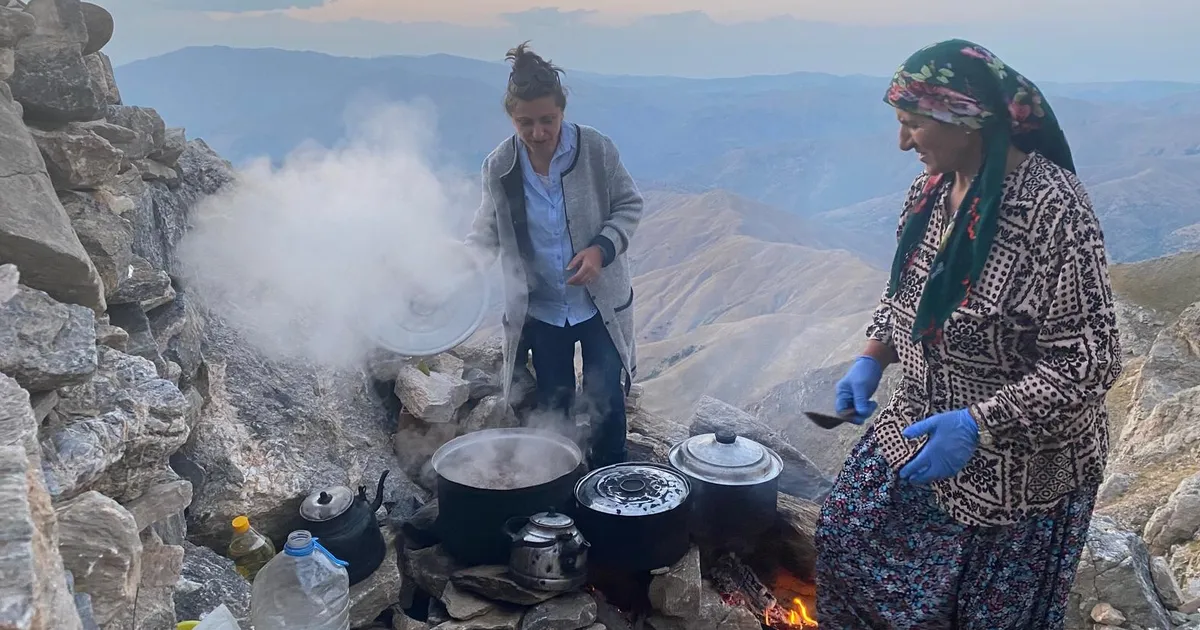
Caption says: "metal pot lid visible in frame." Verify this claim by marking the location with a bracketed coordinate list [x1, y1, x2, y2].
[530, 512, 574, 529]
[668, 429, 783, 486]
[364, 243, 490, 357]
[574, 463, 690, 517]
[299, 486, 355, 522]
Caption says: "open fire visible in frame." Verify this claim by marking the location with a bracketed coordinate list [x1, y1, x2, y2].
[708, 553, 819, 629]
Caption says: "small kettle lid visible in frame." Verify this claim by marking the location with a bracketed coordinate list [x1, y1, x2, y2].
[299, 486, 355, 522]
[529, 511, 574, 530]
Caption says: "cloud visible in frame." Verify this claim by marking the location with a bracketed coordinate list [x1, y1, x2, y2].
[149, 0, 324, 11]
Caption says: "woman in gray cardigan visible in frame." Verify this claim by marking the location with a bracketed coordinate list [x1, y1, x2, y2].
[466, 43, 644, 468]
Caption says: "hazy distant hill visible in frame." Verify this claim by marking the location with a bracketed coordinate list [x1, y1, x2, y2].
[117, 46, 1200, 263]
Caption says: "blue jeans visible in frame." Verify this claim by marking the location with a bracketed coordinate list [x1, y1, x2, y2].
[521, 315, 627, 468]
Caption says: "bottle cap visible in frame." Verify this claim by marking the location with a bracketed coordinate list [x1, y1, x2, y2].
[231, 515, 250, 534]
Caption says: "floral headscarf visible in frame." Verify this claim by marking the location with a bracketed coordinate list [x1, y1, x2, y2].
[884, 39, 1075, 342]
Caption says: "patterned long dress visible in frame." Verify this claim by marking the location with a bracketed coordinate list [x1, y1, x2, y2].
[815, 153, 1121, 628]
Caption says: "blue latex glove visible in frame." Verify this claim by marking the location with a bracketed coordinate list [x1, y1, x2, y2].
[898, 408, 980, 485]
[835, 356, 883, 424]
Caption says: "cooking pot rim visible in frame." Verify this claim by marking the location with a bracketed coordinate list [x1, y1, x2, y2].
[431, 427, 583, 489]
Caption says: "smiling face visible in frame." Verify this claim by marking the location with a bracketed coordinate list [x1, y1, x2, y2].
[510, 95, 563, 160]
[896, 108, 979, 175]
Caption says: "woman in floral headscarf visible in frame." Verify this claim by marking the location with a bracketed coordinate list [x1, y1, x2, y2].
[814, 40, 1123, 628]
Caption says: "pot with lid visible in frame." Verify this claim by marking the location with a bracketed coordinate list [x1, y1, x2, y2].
[668, 429, 783, 543]
[503, 511, 590, 592]
[573, 462, 692, 572]
[297, 470, 389, 586]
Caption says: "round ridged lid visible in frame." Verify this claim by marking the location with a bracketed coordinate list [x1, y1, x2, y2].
[574, 463, 690, 516]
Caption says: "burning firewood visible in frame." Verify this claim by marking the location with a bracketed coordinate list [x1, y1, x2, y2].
[706, 553, 818, 628]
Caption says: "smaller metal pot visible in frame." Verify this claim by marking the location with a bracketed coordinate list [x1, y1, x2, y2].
[668, 429, 782, 543]
[573, 462, 692, 572]
[503, 511, 590, 592]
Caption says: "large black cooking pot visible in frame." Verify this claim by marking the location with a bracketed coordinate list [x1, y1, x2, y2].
[573, 462, 692, 572]
[432, 428, 585, 565]
[668, 429, 783, 544]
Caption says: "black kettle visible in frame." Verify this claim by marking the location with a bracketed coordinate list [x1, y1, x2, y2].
[298, 469, 389, 585]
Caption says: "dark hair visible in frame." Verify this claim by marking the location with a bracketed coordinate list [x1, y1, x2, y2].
[503, 42, 568, 115]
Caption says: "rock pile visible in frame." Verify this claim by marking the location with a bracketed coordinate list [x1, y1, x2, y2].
[0, 1, 413, 628]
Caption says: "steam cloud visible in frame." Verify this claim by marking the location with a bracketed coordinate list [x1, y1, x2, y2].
[178, 100, 486, 368]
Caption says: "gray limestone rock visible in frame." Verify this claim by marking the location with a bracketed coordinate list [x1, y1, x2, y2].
[173, 541, 252, 625]
[55, 491, 143, 627]
[28, 124, 123, 190]
[1069, 516, 1172, 630]
[0, 284, 96, 392]
[8, 0, 104, 123]
[0, 85, 105, 310]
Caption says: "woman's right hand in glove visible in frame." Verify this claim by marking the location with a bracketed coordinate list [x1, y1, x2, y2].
[835, 356, 883, 424]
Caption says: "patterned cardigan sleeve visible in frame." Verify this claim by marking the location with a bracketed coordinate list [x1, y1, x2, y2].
[867, 172, 932, 347]
[970, 189, 1123, 444]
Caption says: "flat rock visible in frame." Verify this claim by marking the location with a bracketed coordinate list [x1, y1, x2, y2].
[395, 364, 470, 424]
[150, 127, 187, 166]
[0, 373, 85, 630]
[459, 395, 520, 433]
[350, 530, 405, 628]
[59, 189, 134, 298]
[1152, 555, 1186, 610]
[0, 86, 105, 310]
[173, 541, 252, 626]
[450, 565, 559, 606]
[1070, 516, 1172, 630]
[0, 284, 96, 392]
[135, 158, 179, 184]
[147, 289, 206, 388]
[397, 498, 440, 549]
[95, 320, 128, 350]
[55, 491, 143, 627]
[648, 545, 701, 618]
[9, 0, 104, 123]
[82, 51, 118, 105]
[432, 606, 523, 630]
[28, 124, 122, 190]
[109, 253, 174, 309]
[441, 581, 494, 620]
[122, 478, 193, 531]
[122, 530, 183, 630]
[404, 545, 464, 599]
[519, 592, 597, 630]
[104, 104, 165, 160]
[1145, 472, 1200, 554]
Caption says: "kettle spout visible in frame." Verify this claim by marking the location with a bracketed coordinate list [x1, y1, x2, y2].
[368, 470, 389, 512]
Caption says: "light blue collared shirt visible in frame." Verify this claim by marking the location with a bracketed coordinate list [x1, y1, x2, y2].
[518, 122, 598, 327]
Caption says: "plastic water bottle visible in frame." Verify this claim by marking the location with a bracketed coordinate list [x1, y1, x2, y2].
[249, 530, 351, 630]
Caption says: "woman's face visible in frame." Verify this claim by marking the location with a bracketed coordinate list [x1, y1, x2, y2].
[511, 95, 563, 157]
[896, 109, 976, 175]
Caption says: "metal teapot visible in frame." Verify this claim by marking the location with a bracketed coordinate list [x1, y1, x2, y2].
[298, 470, 389, 586]
[503, 511, 589, 592]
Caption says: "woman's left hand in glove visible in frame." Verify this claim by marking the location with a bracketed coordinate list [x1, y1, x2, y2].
[898, 408, 979, 485]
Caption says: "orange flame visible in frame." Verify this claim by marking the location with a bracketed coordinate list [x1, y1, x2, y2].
[764, 597, 817, 628]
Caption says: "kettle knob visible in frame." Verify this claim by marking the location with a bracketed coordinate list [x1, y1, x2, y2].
[317, 491, 332, 504]
[715, 429, 736, 444]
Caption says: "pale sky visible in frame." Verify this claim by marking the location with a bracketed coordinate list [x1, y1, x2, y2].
[105, 0, 1200, 81]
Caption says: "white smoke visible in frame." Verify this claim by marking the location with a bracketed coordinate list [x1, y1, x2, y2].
[177, 99, 487, 368]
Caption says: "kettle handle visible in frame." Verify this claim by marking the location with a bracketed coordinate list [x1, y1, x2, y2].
[502, 516, 555, 548]
[502, 516, 528, 543]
